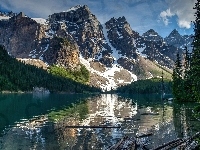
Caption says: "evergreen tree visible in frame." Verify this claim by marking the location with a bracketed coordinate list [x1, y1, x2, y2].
[190, 0, 200, 101]
[183, 46, 191, 72]
[181, 47, 192, 101]
[172, 53, 183, 101]
[0, 45, 101, 93]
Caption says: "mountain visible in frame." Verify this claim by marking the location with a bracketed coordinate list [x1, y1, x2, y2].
[142, 29, 163, 42]
[164, 29, 193, 51]
[0, 5, 191, 91]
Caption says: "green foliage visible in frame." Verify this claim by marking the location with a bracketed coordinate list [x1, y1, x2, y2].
[153, 62, 173, 80]
[48, 101, 89, 122]
[172, 53, 184, 101]
[0, 45, 100, 93]
[193, 105, 200, 143]
[48, 64, 89, 84]
[189, 1, 200, 101]
[172, 1, 200, 102]
[194, 105, 200, 112]
[116, 78, 172, 94]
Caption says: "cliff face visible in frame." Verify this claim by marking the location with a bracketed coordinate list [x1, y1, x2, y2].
[0, 13, 41, 57]
[0, 12, 81, 70]
[105, 16, 138, 59]
[43, 37, 80, 70]
[48, 5, 105, 59]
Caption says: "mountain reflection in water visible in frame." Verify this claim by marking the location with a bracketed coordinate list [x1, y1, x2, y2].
[0, 94, 199, 149]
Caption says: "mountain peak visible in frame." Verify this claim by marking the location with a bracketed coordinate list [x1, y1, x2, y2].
[164, 29, 187, 49]
[147, 29, 156, 33]
[66, 5, 89, 12]
[172, 29, 178, 32]
[107, 16, 127, 23]
[48, 5, 93, 23]
[168, 29, 181, 37]
[143, 29, 158, 35]
[142, 29, 163, 41]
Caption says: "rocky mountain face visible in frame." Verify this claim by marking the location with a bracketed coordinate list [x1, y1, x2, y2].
[0, 12, 41, 57]
[0, 5, 192, 91]
[48, 5, 106, 58]
[101, 18, 183, 77]
[0, 12, 81, 71]
[104, 19, 188, 70]
[164, 29, 193, 51]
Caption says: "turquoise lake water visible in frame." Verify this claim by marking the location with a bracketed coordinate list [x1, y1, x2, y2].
[0, 93, 199, 149]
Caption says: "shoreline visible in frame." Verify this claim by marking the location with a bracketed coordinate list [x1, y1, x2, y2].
[0, 90, 101, 95]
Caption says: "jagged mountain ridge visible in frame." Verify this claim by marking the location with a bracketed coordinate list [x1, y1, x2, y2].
[0, 5, 191, 90]
[164, 29, 193, 51]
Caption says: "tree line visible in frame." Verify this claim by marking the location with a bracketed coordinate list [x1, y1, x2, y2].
[172, 0, 200, 102]
[116, 77, 172, 94]
[0, 45, 100, 93]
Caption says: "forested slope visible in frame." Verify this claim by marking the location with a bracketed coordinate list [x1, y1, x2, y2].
[116, 78, 172, 94]
[0, 46, 100, 93]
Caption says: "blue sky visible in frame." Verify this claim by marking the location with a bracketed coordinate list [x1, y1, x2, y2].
[0, 0, 196, 37]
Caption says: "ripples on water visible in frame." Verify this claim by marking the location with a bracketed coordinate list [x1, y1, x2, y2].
[0, 94, 199, 149]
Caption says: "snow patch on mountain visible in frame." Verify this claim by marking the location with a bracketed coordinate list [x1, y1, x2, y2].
[45, 29, 56, 38]
[136, 43, 147, 58]
[32, 18, 47, 25]
[102, 24, 121, 63]
[66, 5, 82, 12]
[79, 55, 137, 91]
[0, 16, 10, 20]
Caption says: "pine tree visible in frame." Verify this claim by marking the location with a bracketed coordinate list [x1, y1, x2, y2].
[183, 47, 192, 101]
[190, 0, 200, 101]
[183, 47, 191, 72]
[172, 53, 183, 101]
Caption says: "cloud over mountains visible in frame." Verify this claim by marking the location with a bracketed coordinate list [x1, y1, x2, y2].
[0, 0, 196, 37]
[160, 0, 196, 29]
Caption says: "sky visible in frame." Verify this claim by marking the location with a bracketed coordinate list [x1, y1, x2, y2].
[0, 0, 196, 37]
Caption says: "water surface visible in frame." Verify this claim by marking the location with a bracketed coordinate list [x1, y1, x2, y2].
[0, 93, 199, 149]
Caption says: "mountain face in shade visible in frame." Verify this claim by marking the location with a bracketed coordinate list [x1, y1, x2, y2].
[142, 29, 163, 42]
[164, 29, 193, 51]
[0, 5, 192, 90]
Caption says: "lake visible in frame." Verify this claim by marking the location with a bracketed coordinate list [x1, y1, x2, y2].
[0, 93, 199, 149]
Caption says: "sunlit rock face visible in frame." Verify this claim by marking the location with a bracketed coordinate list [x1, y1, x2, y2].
[16, 58, 48, 69]
[0, 12, 81, 71]
[0, 13, 43, 58]
[48, 5, 105, 59]
[43, 37, 80, 70]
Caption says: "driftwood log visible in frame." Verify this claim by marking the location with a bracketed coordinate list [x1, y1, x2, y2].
[108, 136, 136, 150]
[153, 132, 200, 150]
[109, 132, 200, 150]
[108, 133, 153, 150]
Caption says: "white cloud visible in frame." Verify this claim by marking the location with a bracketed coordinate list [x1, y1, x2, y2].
[160, 8, 174, 25]
[178, 20, 191, 29]
[0, 0, 195, 37]
[160, 0, 196, 28]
